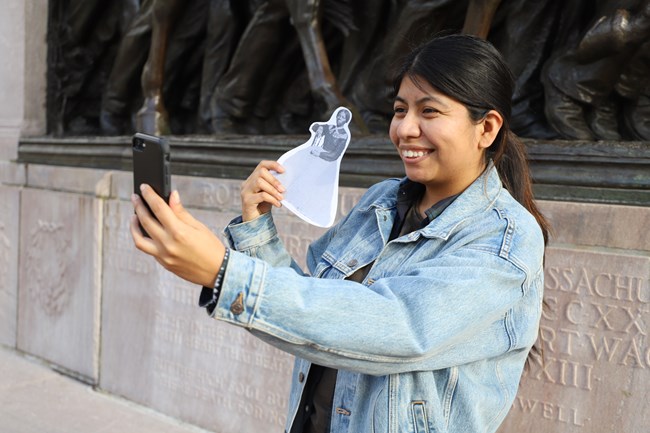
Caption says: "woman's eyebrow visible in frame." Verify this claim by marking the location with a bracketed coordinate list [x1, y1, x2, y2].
[394, 95, 450, 109]
[417, 95, 449, 108]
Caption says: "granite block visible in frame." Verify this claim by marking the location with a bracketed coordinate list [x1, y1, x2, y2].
[17, 189, 101, 381]
[27, 165, 111, 197]
[539, 200, 650, 252]
[0, 161, 26, 186]
[100, 199, 294, 432]
[498, 246, 650, 433]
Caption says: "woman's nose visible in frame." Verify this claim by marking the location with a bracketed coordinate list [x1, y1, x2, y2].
[397, 113, 421, 139]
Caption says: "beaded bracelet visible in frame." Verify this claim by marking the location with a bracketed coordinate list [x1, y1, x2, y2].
[198, 248, 230, 316]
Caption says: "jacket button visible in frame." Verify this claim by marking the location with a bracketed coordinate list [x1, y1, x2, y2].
[299, 372, 305, 382]
[230, 292, 245, 315]
[347, 259, 358, 268]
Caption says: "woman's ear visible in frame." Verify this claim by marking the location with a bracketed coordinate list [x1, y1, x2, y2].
[478, 110, 504, 149]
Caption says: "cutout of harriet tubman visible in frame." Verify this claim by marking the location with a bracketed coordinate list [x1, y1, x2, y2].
[275, 107, 352, 227]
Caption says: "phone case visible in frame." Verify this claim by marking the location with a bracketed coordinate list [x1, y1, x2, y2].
[132, 133, 171, 236]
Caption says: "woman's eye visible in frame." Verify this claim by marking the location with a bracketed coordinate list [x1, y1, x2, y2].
[423, 107, 439, 115]
[393, 106, 406, 114]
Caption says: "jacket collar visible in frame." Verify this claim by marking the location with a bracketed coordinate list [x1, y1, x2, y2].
[366, 161, 503, 241]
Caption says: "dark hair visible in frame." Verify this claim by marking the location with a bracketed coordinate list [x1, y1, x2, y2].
[393, 34, 550, 243]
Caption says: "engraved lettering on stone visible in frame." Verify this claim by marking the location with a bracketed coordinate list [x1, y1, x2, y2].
[504, 254, 650, 430]
[512, 396, 587, 427]
[542, 266, 650, 370]
[545, 266, 649, 304]
[152, 354, 289, 428]
[524, 353, 594, 391]
[26, 220, 70, 316]
[158, 272, 195, 306]
[199, 182, 238, 208]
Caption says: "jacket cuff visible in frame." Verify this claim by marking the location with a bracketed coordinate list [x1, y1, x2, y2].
[213, 250, 266, 327]
[223, 213, 278, 251]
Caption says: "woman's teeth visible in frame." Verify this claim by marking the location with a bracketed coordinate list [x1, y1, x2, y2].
[402, 150, 430, 158]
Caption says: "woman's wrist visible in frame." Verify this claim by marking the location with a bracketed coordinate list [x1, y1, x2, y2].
[198, 247, 231, 316]
[242, 209, 270, 223]
[198, 241, 228, 287]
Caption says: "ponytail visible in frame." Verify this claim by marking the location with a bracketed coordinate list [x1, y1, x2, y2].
[489, 127, 550, 363]
[489, 128, 550, 245]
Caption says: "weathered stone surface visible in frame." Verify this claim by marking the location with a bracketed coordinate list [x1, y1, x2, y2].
[17, 189, 101, 381]
[27, 165, 111, 197]
[171, 175, 243, 214]
[498, 246, 650, 433]
[0, 124, 20, 162]
[0, 346, 212, 433]
[100, 199, 294, 432]
[0, 0, 25, 160]
[539, 200, 650, 252]
[98, 184, 363, 430]
[0, 161, 26, 186]
[0, 186, 19, 347]
[22, 0, 48, 137]
[114, 170, 364, 216]
[112, 169, 364, 266]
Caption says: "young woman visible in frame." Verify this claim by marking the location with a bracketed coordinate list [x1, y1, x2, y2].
[131, 34, 549, 433]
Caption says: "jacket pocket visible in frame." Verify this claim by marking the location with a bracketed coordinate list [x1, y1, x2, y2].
[411, 401, 430, 433]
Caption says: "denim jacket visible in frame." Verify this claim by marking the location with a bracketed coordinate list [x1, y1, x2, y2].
[214, 164, 545, 433]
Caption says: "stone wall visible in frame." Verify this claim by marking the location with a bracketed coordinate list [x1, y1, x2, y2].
[498, 202, 650, 432]
[0, 164, 363, 431]
[1, 1, 648, 432]
[2, 162, 648, 432]
[0, 0, 26, 348]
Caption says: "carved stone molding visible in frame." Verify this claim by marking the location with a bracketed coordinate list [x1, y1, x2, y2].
[18, 136, 650, 206]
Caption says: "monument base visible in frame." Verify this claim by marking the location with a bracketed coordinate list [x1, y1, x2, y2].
[2, 135, 649, 432]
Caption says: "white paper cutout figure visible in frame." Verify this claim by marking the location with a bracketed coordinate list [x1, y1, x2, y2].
[274, 107, 352, 227]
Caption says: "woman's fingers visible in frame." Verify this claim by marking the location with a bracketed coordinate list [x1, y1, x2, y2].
[245, 161, 285, 194]
[168, 190, 202, 229]
[139, 184, 177, 229]
[261, 161, 286, 191]
[130, 188, 226, 287]
[132, 191, 166, 240]
[240, 160, 286, 221]
[129, 214, 159, 256]
[253, 175, 285, 202]
[243, 190, 283, 209]
[259, 159, 285, 175]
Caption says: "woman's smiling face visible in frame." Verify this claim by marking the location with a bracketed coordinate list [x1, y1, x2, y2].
[389, 75, 491, 203]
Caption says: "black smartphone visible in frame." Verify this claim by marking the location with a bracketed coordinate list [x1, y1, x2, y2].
[132, 132, 171, 237]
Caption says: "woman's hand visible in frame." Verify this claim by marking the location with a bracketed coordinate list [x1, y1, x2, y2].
[130, 185, 225, 287]
[240, 160, 286, 222]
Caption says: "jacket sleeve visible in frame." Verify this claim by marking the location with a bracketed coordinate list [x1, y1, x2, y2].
[223, 188, 355, 276]
[211, 243, 543, 376]
[223, 213, 306, 275]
